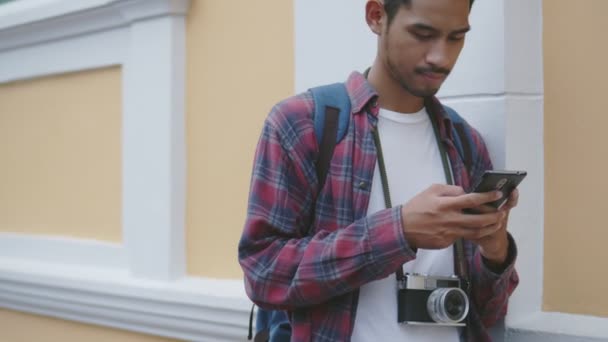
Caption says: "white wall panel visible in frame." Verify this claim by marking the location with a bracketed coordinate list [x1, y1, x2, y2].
[295, 0, 506, 96]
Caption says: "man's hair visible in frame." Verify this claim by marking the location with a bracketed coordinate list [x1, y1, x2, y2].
[383, 0, 475, 26]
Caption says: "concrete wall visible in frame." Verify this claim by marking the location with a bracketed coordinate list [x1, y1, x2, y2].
[0, 67, 122, 242]
[185, 0, 294, 278]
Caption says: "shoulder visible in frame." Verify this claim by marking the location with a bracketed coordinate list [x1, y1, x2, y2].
[264, 90, 316, 153]
[441, 105, 494, 178]
[442, 105, 487, 152]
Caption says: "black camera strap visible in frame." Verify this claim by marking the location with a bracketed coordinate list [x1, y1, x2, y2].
[370, 102, 469, 288]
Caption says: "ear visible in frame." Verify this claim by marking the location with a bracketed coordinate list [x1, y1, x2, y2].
[365, 0, 385, 35]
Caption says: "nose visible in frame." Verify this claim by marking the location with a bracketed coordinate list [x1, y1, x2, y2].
[425, 41, 450, 69]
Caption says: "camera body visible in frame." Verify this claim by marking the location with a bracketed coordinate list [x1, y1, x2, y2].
[398, 273, 469, 326]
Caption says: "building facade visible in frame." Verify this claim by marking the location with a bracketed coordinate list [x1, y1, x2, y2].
[0, 0, 606, 341]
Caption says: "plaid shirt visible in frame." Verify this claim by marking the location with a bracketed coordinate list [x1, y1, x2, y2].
[239, 72, 519, 342]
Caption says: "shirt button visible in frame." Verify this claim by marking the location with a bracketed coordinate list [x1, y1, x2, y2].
[358, 181, 368, 190]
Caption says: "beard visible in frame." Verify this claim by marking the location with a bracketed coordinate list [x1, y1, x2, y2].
[384, 53, 451, 98]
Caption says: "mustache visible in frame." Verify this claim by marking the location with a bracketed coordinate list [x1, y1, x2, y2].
[415, 66, 451, 76]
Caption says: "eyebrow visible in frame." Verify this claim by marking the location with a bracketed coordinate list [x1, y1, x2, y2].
[411, 23, 471, 35]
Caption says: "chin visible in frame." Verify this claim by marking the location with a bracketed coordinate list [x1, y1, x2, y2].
[396, 77, 441, 98]
[411, 87, 440, 98]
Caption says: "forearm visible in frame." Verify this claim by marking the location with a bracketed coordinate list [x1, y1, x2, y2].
[468, 234, 519, 327]
[239, 206, 416, 310]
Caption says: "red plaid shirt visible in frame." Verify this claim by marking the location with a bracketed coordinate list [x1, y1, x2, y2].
[239, 72, 519, 341]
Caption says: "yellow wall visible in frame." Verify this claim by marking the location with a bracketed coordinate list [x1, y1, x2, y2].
[0, 309, 179, 342]
[543, 0, 608, 317]
[0, 0, 294, 339]
[0, 67, 122, 242]
[0, 0, 294, 278]
[186, 0, 294, 278]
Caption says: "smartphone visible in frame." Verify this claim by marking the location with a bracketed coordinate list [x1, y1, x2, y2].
[469, 170, 527, 210]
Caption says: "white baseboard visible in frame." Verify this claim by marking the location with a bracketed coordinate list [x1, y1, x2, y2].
[507, 312, 608, 341]
[0, 259, 252, 341]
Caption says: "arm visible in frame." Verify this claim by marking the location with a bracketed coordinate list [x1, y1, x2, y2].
[238, 103, 416, 311]
[468, 234, 519, 327]
[466, 126, 520, 328]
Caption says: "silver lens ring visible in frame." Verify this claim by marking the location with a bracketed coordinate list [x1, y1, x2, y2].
[426, 287, 470, 323]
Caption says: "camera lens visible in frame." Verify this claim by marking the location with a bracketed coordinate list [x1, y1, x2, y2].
[445, 291, 466, 320]
[427, 287, 469, 324]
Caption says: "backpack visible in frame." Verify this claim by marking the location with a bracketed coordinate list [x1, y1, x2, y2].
[248, 83, 351, 342]
[248, 83, 474, 342]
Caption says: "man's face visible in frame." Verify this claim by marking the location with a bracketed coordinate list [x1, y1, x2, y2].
[380, 0, 470, 97]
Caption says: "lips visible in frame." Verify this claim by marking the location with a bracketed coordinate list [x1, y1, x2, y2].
[421, 72, 446, 81]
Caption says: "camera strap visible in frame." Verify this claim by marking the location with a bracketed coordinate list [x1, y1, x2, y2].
[370, 101, 469, 289]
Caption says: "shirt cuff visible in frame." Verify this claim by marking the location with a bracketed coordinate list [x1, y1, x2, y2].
[481, 233, 518, 275]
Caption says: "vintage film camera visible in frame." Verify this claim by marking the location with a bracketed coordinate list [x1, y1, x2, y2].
[398, 273, 469, 326]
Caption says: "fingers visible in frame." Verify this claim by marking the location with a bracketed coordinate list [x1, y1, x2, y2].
[466, 204, 498, 214]
[503, 188, 519, 209]
[453, 222, 502, 240]
[458, 210, 506, 228]
[429, 184, 466, 197]
[455, 209, 508, 240]
[440, 191, 502, 211]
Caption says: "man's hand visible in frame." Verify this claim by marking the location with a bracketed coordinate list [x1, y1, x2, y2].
[400, 184, 506, 250]
[471, 189, 519, 267]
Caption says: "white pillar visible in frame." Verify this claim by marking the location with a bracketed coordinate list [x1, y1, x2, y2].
[121, 1, 189, 281]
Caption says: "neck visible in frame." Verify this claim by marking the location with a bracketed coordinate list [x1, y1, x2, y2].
[367, 59, 425, 114]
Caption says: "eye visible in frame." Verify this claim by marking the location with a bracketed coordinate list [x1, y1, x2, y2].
[448, 35, 465, 42]
[413, 32, 434, 41]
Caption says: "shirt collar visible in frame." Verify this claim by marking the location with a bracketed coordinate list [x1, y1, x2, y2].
[344, 71, 379, 115]
[344, 71, 454, 141]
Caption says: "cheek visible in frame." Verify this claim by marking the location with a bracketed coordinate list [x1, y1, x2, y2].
[387, 39, 426, 69]
[447, 43, 466, 65]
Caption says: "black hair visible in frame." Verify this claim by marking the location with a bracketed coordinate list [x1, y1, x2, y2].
[383, 0, 475, 26]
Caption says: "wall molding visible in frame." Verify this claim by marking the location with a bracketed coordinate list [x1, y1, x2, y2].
[0, 1, 253, 340]
[0, 26, 126, 84]
[0, 0, 189, 53]
[507, 312, 608, 341]
[0, 259, 251, 341]
[0, 233, 126, 268]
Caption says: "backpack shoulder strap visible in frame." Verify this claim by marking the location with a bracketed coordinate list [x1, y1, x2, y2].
[442, 104, 473, 174]
[310, 83, 351, 189]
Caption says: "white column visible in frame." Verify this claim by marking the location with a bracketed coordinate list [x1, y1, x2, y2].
[122, 11, 187, 281]
[502, 0, 545, 322]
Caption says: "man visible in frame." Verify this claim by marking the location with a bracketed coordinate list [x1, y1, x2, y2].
[239, 0, 519, 341]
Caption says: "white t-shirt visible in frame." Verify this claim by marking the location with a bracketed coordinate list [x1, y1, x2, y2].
[350, 107, 460, 342]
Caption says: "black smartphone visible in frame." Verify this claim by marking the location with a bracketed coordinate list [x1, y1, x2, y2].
[469, 170, 527, 210]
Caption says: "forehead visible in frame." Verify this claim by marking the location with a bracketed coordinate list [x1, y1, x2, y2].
[394, 0, 470, 29]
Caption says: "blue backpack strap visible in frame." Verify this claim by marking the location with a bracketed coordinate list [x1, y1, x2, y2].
[442, 105, 473, 174]
[310, 83, 351, 189]
[310, 83, 351, 145]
